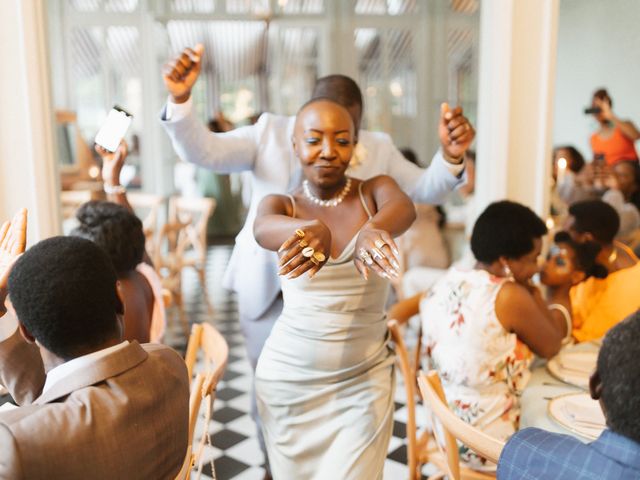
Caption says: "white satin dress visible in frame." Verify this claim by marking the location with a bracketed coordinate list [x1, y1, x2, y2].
[255, 188, 395, 480]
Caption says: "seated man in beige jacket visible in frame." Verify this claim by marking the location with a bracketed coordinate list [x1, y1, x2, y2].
[0, 210, 189, 480]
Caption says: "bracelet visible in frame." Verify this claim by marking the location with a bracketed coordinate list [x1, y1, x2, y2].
[549, 303, 573, 345]
[104, 184, 127, 195]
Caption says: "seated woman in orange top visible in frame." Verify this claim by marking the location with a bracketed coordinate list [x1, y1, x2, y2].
[589, 89, 640, 166]
[565, 200, 640, 342]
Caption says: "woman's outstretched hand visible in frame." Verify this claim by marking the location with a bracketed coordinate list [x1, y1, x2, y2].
[278, 220, 332, 279]
[0, 209, 27, 316]
[354, 225, 400, 281]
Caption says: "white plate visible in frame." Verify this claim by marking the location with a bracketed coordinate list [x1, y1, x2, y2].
[547, 350, 597, 389]
[547, 392, 606, 440]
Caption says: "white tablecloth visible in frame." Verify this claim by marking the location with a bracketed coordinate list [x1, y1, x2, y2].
[519, 343, 599, 443]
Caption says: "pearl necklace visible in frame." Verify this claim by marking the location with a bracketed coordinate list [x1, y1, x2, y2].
[303, 178, 352, 207]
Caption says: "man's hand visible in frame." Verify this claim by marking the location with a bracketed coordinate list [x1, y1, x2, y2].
[162, 44, 204, 104]
[0, 209, 27, 316]
[439, 103, 475, 161]
[97, 140, 128, 187]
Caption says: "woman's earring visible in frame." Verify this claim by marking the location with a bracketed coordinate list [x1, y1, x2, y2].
[502, 262, 514, 279]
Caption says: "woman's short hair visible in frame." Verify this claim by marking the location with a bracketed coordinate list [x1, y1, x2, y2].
[553, 231, 608, 280]
[71, 201, 145, 275]
[471, 200, 547, 264]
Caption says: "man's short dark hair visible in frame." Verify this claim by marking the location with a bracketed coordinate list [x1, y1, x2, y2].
[8, 236, 122, 360]
[568, 200, 620, 244]
[597, 310, 640, 443]
[311, 74, 363, 111]
[471, 200, 547, 264]
[71, 201, 145, 275]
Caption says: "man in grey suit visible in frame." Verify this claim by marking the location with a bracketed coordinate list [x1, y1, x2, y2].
[161, 44, 476, 474]
[0, 211, 189, 480]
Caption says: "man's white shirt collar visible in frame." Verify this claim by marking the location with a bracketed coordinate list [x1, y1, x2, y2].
[42, 341, 130, 394]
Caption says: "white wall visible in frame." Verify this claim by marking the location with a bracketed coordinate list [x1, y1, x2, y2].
[0, 0, 60, 242]
[553, 0, 640, 157]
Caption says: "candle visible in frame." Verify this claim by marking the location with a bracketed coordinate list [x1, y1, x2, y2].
[557, 157, 568, 186]
[546, 217, 555, 230]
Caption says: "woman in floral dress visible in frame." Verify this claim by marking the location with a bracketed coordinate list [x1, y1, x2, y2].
[395, 201, 569, 471]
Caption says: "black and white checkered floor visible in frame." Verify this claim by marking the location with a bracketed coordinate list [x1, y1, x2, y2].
[170, 244, 440, 480]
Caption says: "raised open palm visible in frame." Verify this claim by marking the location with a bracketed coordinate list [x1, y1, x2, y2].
[0, 209, 28, 313]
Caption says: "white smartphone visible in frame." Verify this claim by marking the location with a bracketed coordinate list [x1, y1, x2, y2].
[94, 106, 133, 153]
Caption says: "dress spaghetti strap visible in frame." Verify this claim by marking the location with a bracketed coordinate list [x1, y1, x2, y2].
[357, 181, 374, 219]
[287, 194, 297, 218]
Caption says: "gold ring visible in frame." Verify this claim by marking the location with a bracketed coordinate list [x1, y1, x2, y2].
[310, 256, 320, 266]
[299, 239, 308, 248]
[359, 248, 373, 265]
[295, 229, 305, 238]
[374, 238, 387, 250]
[313, 251, 326, 263]
[302, 246, 315, 258]
[371, 247, 384, 261]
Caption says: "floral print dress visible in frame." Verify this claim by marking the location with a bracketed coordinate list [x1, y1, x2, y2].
[420, 268, 533, 470]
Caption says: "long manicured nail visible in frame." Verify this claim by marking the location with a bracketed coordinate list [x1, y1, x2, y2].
[391, 260, 400, 270]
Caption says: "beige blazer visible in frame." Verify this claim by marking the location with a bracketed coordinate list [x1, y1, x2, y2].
[0, 330, 189, 480]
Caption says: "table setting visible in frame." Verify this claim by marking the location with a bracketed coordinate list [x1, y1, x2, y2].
[520, 340, 606, 442]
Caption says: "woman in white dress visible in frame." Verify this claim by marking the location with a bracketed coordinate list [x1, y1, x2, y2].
[252, 97, 422, 479]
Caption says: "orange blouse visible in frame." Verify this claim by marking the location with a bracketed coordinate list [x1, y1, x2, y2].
[570, 261, 640, 342]
[591, 124, 639, 166]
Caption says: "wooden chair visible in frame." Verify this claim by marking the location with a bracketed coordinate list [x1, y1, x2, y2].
[417, 371, 504, 480]
[174, 445, 193, 480]
[388, 319, 433, 480]
[184, 322, 229, 480]
[127, 192, 165, 258]
[155, 196, 217, 336]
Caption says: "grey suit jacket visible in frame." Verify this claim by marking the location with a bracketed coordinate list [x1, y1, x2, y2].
[0, 330, 189, 480]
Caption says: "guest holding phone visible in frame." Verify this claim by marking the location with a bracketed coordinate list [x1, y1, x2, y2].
[589, 89, 639, 166]
[70, 141, 166, 343]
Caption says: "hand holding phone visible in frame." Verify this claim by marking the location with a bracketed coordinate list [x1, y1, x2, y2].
[96, 141, 128, 187]
[95, 106, 133, 153]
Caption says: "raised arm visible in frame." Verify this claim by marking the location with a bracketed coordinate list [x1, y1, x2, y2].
[598, 99, 640, 141]
[354, 175, 417, 280]
[0, 209, 46, 405]
[160, 44, 258, 173]
[97, 141, 154, 266]
[97, 141, 133, 212]
[386, 104, 475, 204]
[254, 194, 332, 279]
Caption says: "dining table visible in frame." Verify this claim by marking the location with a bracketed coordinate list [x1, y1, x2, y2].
[519, 341, 602, 442]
